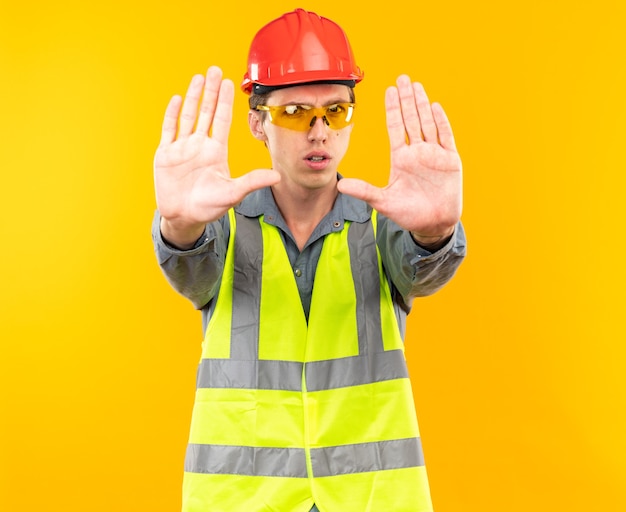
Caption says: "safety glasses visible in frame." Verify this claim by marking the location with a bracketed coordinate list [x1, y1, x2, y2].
[255, 103, 356, 132]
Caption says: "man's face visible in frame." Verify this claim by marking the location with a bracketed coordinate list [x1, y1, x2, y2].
[249, 83, 354, 192]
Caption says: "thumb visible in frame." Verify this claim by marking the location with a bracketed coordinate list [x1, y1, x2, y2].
[337, 178, 383, 206]
[232, 169, 281, 198]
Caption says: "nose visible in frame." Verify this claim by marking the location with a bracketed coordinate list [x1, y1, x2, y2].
[308, 116, 329, 142]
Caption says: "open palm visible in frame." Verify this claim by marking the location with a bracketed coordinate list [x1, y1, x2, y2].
[338, 75, 462, 238]
[154, 66, 279, 246]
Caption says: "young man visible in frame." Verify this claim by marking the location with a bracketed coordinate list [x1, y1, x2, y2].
[153, 8, 466, 512]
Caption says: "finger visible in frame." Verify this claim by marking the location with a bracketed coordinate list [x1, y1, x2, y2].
[159, 94, 183, 147]
[178, 74, 205, 137]
[210, 78, 235, 146]
[413, 82, 438, 143]
[196, 66, 224, 135]
[232, 169, 281, 199]
[432, 102, 457, 152]
[336, 177, 384, 207]
[396, 75, 423, 144]
[385, 86, 407, 152]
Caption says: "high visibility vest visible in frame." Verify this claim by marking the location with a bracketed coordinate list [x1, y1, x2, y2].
[182, 209, 433, 512]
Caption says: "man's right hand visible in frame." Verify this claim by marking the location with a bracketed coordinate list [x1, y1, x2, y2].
[154, 66, 280, 249]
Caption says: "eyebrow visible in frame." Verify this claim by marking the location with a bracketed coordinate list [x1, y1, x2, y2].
[273, 98, 352, 107]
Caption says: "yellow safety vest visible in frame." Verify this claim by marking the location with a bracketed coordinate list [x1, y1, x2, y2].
[182, 209, 433, 512]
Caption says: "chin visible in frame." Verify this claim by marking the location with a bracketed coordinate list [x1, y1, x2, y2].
[302, 170, 337, 188]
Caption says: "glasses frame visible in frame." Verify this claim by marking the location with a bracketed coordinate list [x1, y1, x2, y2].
[254, 103, 356, 132]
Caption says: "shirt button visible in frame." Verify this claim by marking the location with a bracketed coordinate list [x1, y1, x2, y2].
[294, 268, 302, 278]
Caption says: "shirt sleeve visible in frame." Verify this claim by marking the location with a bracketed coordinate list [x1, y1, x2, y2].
[376, 214, 467, 307]
[151, 210, 228, 310]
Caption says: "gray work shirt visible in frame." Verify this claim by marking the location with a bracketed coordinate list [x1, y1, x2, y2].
[152, 187, 466, 336]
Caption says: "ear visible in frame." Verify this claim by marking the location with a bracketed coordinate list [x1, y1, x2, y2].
[248, 111, 267, 141]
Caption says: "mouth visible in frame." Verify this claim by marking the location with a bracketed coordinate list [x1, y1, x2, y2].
[305, 152, 331, 163]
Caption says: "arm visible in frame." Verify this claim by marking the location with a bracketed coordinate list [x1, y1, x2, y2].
[152, 211, 229, 309]
[377, 214, 466, 304]
[152, 66, 281, 306]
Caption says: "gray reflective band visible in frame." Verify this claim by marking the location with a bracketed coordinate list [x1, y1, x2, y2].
[347, 219, 384, 355]
[310, 437, 424, 477]
[185, 443, 308, 478]
[185, 438, 423, 478]
[197, 358, 303, 391]
[305, 349, 408, 392]
[197, 350, 407, 392]
[231, 214, 263, 360]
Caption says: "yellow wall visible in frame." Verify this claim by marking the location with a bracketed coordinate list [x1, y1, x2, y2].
[1, 1, 624, 510]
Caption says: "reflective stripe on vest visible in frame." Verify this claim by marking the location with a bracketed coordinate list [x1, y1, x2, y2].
[183, 209, 433, 512]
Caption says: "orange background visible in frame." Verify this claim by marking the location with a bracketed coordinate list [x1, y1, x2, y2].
[1, 1, 625, 510]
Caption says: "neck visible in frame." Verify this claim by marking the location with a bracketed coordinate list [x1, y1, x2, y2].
[271, 180, 338, 251]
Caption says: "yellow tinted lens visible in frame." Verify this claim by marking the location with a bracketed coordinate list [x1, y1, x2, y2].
[258, 104, 355, 131]
[275, 104, 313, 131]
[324, 103, 355, 129]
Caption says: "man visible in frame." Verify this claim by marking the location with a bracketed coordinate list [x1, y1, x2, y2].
[153, 8, 466, 512]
